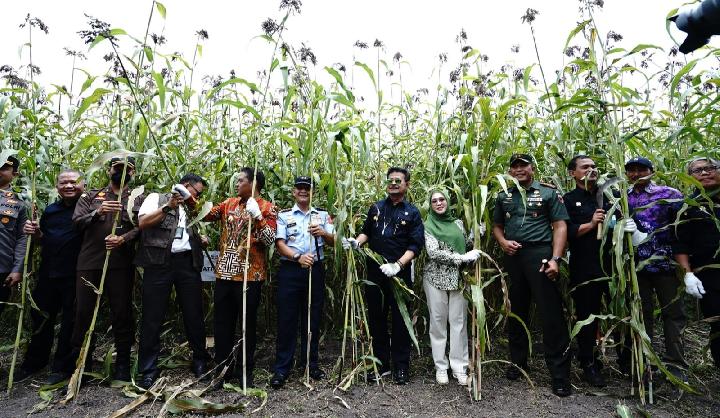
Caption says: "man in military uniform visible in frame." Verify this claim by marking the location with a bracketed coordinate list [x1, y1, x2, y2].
[204, 167, 277, 388]
[270, 176, 335, 389]
[343, 167, 425, 385]
[135, 173, 211, 389]
[0, 155, 27, 316]
[61, 156, 143, 382]
[16, 169, 84, 385]
[492, 153, 572, 397]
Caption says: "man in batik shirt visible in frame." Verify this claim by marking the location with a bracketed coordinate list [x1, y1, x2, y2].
[625, 156, 687, 380]
[204, 167, 277, 388]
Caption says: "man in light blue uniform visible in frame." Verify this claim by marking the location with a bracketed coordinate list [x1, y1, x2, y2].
[271, 176, 335, 388]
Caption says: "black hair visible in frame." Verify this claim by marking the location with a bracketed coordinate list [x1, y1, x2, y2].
[179, 173, 208, 187]
[57, 168, 84, 182]
[567, 154, 591, 171]
[387, 166, 410, 182]
[239, 167, 265, 191]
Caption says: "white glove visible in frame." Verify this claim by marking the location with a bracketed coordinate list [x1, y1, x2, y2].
[461, 249, 481, 262]
[380, 262, 401, 277]
[684, 272, 706, 299]
[468, 224, 485, 241]
[245, 197, 262, 219]
[341, 237, 359, 250]
[624, 219, 648, 246]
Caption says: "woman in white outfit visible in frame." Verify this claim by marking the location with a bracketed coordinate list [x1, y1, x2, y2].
[422, 190, 481, 385]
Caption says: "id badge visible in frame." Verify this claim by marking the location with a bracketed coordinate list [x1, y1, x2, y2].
[311, 214, 322, 226]
[174, 227, 185, 240]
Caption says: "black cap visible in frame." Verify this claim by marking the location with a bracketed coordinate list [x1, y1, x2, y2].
[624, 157, 653, 171]
[509, 153, 533, 166]
[294, 176, 312, 187]
[109, 156, 136, 168]
[1, 155, 19, 170]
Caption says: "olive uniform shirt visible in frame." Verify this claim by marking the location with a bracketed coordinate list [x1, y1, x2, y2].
[73, 186, 142, 271]
[0, 188, 28, 273]
[493, 180, 569, 243]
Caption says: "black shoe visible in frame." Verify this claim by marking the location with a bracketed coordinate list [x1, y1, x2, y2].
[551, 378, 572, 397]
[192, 360, 208, 380]
[582, 365, 606, 388]
[138, 375, 156, 390]
[393, 369, 409, 385]
[270, 372, 286, 389]
[309, 368, 326, 381]
[13, 367, 37, 383]
[113, 363, 131, 382]
[505, 364, 526, 381]
[46, 372, 71, 386]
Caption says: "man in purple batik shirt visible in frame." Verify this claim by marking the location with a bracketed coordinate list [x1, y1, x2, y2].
[625, 156, 687, 380]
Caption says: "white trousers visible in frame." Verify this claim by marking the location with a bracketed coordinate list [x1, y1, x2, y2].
[423, 279, 469, 374]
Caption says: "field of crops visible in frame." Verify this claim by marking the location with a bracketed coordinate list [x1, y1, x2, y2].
[1, 0, 719, 416]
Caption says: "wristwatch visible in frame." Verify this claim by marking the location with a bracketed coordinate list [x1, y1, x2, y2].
[293, 253, 301, 262]
[162, 205, 172, 214]
[551, 256, 562, 263]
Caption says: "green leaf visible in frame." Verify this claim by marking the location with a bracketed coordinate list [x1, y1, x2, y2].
[670, 60, 698, 98]
[155, 1, 167, 19]
[564, 20, 590, 49]
[73, 88, 113, 123]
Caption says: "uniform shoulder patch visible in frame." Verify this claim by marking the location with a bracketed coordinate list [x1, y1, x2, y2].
[314, 207, 326, 212]
[279, 208, 292, 213]
[539, 182, 557, 189]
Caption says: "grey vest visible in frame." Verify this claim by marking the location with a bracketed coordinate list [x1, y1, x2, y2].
[134, 193, 204, 271]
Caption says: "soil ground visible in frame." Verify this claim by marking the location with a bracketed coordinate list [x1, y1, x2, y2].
[1, 319, 719, 418]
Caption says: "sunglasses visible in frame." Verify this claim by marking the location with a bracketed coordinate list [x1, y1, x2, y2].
[188, 183, 203, 198]
[295, 184, 312, 191]
[690, 165, 718, 175]
[386, 178, 403, 185]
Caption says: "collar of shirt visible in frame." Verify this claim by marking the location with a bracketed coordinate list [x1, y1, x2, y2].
[383, 196, 407, 208]
[292, 203, 317, 216]
[629, 181, 659, 195]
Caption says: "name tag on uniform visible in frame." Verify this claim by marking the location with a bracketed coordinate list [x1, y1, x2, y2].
[174, 227, 185, 239]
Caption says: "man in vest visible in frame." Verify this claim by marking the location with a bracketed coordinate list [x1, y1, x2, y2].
[135, 173, 212, 389]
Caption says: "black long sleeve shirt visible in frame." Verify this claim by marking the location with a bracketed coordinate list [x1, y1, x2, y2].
[38, 200, 83, 279]
[672, 191, 720, 269]
[361, 197, 425, 262]
[563, 186, 614, 279]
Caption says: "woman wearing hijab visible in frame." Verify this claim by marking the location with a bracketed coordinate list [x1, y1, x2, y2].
[423, 190, 481, 385]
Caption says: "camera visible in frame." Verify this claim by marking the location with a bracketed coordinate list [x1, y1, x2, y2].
[670, 0, 720, 53]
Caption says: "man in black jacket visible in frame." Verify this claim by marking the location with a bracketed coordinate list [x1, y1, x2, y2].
[16, 169, 84, 385]
[135, 173, 211, 388]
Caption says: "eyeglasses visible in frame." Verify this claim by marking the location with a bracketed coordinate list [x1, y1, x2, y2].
[690, 165, 718, 175]
[386, 178, 403, 185]
[188, 183, 203, 198]
[431, 197, 446, 204]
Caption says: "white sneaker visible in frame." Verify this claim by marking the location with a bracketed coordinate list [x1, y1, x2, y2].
[435, 369, 449, 384]
[453, 372, 469, 386]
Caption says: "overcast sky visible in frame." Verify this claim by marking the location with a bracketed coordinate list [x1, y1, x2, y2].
[0, 1, 708, 98]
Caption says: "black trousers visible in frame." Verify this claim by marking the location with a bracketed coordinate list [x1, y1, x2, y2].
[698, 270, 720, 367]
[570, 271, 608, 368]
[0, 274, 9, 315]
[364, 261, 412, 372]
[214, 280, 262, 376]
[273, 261, 324, 375]
[61, 268, 135, 372]
[637, 270, 687, 367]
[22, 275, 75, 373]
[504, 246, 571, 380]
[138, 252, 210, 379]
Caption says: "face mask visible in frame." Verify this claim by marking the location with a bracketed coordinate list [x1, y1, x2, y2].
[111, 171, 132, 185]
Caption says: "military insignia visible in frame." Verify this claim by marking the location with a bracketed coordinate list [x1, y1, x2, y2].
[532, 213, 538, 217]
[373, 216, 378, 221]
[2, 209, 12, 215]
[401, 220, 406, 225]
[1, 217, 8, 224]
[404, 212, 408, 215]
[81, 193, 88, 198]
[4, 192, 12, 197]
[98, 192, 105, 197]
[533, 190, 540, 195]
[506, 212, 511, 219]
[288, 236, 296, 241]
[6, 199, 17, 204]
[576, 202, 582, 206]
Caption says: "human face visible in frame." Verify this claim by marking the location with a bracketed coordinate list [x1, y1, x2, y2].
[236, 172, 253, 198]
[689, 160, 720, 190]
[509, 162, 534, 185]
[625, 164, 653, 187]
[184, 181, 205, 207]
[292, 183, 311, 205]
[570, 158, 598, 188]
[57, 171, 84, 202]
[0, 166, 17, 189]
[108, 164, 135, 186]
[386, 171, 408, 197]
[430, 192, 448, 215]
